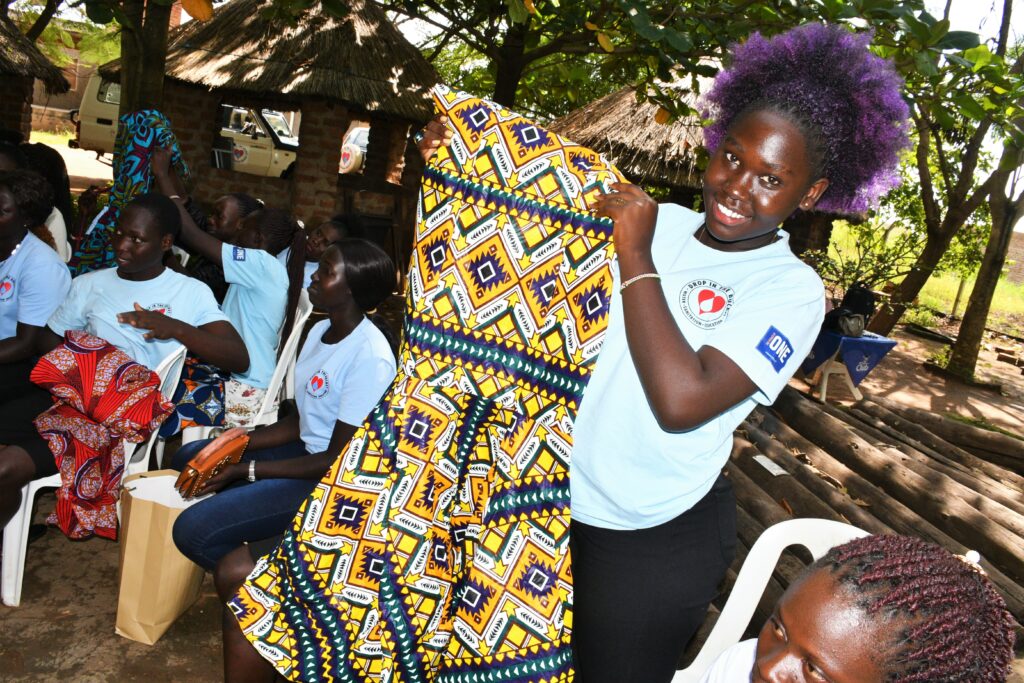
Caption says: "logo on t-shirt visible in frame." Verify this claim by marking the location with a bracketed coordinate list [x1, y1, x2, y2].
[0, 276, 14, 302]
[232, 247, 246, 261]
[147, 303, 172, 316]
[306, 370, 330, 399]
[679, 279, 734, 329]
[757, 326, 794, 373]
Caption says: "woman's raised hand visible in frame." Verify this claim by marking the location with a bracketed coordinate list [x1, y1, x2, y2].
[593, 182, 659, 259]
[416, 115, 453, 163]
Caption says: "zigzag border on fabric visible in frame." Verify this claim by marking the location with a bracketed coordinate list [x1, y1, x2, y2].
[421, 167, 614, 243]
[403, 311, 590, 413]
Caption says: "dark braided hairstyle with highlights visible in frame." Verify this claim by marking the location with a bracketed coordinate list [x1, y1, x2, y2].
[701, 23, 911, 215]
[817, 534, 1016, 682]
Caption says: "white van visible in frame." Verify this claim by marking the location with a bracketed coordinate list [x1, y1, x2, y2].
[69, 74, 298, 178]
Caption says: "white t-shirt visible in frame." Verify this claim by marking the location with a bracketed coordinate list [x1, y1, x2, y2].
[277, 246, 318, 289]
[48, 266, 228, 370]
[0, 232, 71, 340]
[294, 317, 396, 454]
[699, 639, 756, 682]
[221, 244, 288, 388]
[572, 204, 825, 530]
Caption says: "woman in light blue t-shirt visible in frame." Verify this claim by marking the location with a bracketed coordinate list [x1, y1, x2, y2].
[170, 240, 398, 577]
[0, 192, 247, 531]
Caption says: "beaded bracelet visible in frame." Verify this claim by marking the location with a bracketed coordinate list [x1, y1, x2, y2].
[620, 272, 661, 293]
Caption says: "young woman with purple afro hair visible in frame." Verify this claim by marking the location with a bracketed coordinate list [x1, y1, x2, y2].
[561, 23, 914, 682]
[700, 534, 1016, 682]
[700, 23, 910, 215]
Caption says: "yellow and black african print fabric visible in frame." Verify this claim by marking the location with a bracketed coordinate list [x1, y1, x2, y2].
[231, 84, 624, 682]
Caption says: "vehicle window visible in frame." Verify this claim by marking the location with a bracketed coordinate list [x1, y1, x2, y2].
[97, 81, 121, 105]
[210, 101, 301, 179]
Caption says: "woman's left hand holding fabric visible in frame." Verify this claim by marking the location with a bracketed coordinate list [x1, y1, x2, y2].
[593, 182, 659, 275]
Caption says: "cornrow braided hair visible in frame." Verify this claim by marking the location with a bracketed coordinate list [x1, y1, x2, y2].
[227, 192, 263, 219]
[701, 23, 911, 215]
[818, 535, 1016, 682]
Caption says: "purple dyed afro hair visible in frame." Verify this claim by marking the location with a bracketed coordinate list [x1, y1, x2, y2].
[700, 24, 911, 214]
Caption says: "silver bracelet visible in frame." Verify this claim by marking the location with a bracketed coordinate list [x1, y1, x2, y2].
[247, 460, 257, 483]
[620, 272, 661, 293]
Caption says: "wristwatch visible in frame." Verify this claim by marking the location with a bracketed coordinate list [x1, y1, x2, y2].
[247, 460, 257, 483]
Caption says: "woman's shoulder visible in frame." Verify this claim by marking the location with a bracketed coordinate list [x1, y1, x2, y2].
[699, 638, 757, 682]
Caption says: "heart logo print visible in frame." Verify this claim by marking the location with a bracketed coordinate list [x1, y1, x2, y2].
[697, 288, 726, 315]
[310, 375, 324, 391]
[0, 282, 11, 293]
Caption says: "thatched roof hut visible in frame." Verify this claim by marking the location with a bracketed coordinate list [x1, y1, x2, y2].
[101, 0, 435, 121]
[0, 17, 69, 94]
[549, 85, 703, 191]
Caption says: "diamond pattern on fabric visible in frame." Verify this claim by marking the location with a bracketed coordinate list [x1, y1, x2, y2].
[231, 84, 624, 682]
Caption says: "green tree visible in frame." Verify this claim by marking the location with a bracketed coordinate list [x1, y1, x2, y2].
[377, 0, 928, 114]
[867, 0, 1024, 334]
[7, 0, 121, 67]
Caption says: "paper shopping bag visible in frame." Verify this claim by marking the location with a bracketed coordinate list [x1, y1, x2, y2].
[115, 470, 206, 645]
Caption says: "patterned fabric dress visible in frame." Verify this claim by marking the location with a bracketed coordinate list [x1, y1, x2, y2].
[231, 85, 624, 682]
[68, 109, 189, 275]
[30, 330, 174, 540]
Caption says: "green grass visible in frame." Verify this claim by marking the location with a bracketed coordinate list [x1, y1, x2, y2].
[944, 412, 1024, 440]
[29, 130, 74, 147]
[918, 271, 1024, 335]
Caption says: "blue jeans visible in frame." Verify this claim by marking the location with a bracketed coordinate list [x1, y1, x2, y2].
[171, 439, 316, 570]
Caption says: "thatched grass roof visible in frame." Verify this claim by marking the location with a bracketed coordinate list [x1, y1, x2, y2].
[549, 86, 704, 190]
[103, 0, 436, 122]
[0, 17, 69, 94]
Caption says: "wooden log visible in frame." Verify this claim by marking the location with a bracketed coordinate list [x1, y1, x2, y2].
[847, 407, 1024, 518]
[725, 461, 791, 529]
[871, 396, 1024, 472]
[731, 437, 845, 523]
[857, 398, 1024, 494]
[753, 406, 1024, 619]
[807, 397, 1024, 540]
[819, 400, 1024, 519]
[734, 501, 807, 588]
[773, 387, 1024, 584]
[740, 419, 894, 536]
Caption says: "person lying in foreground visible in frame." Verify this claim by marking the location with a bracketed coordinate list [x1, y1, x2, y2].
[700, 534, 1016, 683]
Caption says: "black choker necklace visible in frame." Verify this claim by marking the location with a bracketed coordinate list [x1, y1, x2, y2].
[698, 223, 779, 245]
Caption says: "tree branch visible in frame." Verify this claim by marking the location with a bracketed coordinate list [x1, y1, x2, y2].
[913, 113, 942, 234]
[25, 0, 60, 41]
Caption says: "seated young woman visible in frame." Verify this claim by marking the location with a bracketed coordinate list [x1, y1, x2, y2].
[0, 145, 69, 260]
[0, 192, 247, 528]
[150, 147, 262, 302]
[276, 215, 350, 288]
[700, 534, 1016, 683]
[170, 238, 399, 575]
[0, 170, 71, 400]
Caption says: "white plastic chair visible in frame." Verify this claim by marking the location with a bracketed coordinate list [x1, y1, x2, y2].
[176, 289, 314, 451]
[1, 344, 186, 607]
[673, 518, 869, 682]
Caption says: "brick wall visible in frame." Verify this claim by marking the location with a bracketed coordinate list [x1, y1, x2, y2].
[1007, 231, 1024, 284]
[158, 80, 420, 267]
[0, 75, 34, 139]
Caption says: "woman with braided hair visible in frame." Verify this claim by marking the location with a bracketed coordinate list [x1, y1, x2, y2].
[700, 534, 1017, 682]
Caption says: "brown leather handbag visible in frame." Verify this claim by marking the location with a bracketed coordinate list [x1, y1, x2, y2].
[174, 428, 250, 498]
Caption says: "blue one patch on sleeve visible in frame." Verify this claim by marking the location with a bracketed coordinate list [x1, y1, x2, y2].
[232, 246, 246, 261]
[757, 326, 794, 373]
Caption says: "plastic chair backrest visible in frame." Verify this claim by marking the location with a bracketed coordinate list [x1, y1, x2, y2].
[673, 518, 869, 682]
[253, 289, 313, 426]
[123, 344, 187, 475]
